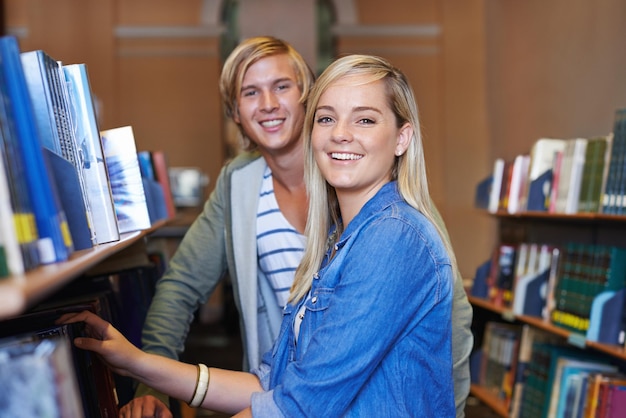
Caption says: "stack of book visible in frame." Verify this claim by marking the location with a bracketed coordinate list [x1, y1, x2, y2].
[515, 341, 624, 418]
[475, 107, 626, 216]
[472, 239, 626, 347]
[475, 322, 524, 412]
[0, 35, 176, 278]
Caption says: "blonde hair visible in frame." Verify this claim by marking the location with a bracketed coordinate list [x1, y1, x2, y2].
[290, 54, 458, 302]
[219, 36, 315, 151]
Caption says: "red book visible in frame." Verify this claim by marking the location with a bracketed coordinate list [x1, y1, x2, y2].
[150, 150, 176, 220]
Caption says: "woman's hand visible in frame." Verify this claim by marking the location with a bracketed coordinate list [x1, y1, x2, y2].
[57, 310, 144, 378]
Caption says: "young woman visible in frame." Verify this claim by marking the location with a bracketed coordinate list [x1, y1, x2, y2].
[62, 54, 456, 417]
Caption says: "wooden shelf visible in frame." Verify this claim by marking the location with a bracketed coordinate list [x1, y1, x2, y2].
[469, 384, 508, 417]
[487, 210, 626, 224]
[0, 220, 167, 321]
[468, 295, 626, 361]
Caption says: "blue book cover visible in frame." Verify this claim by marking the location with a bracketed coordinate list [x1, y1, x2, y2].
[43, 148, 93, 250]
[63, 63, 119, 245]
[0, 35, 72, 263]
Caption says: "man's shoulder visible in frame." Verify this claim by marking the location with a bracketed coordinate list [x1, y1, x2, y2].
[223, 151, 265, 174]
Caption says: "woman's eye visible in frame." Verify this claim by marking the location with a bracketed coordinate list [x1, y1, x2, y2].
[359, 118, 375, 125]
[316, 116, 333, 124]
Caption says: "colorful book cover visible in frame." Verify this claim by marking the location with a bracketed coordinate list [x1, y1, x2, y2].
[0, 35, 73, 263]
[100, 126, 151, 233]
[0, 336, 84, 417]
[63, 63, 119, 245]
[150, 150, 177, 219]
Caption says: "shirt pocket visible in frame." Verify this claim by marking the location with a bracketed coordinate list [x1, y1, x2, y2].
[305, 288, 333, 313]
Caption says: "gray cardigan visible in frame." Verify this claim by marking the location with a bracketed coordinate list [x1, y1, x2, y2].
[142, 152, 281, 372]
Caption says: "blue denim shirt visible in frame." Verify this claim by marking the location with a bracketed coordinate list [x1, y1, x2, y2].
[250, 181, 455, 417]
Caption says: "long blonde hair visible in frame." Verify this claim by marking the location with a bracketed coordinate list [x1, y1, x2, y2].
[289, 54, 458, 302]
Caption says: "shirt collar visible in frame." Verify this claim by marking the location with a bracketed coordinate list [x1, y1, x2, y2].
[335, 181, 402, 246]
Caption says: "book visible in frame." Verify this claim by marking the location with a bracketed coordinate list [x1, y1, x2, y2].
[547, 357, 617, 418]
[0, 335, 85, 417]
[553, 138, 588, 214]
[507, 154, 531, 214]
[602, 109, 626, 215]
[547, 150, 563, 213]
[63, 63, 120, 245]
[0, 134, 24, 277]
[578, 136, 610, 213]
[44, 148, 94, 250]
[21, 50, 96, 249]
[490, 244, 517, 308]
[0, 35, 73, 263]
[587, 288, 626, 346]
[149, 150, 177, 219]
[0, 67, 41, 273]
[478, 321, 523, 409]
[137, 150, 168, 223]
[551, 244, 626, 334]
[474, 174, 493, 210]
[512, 244, 558, 317]
[100, 126, 151, 233]
[595, 377, 626, 418]
[523, 138, 567, 212]
[471, 258, 492, 299]
[498, 160, 514, 212]
[0, 300, 119, 417]
[488, 158, 505, 213]
[509, 326, 561, 418]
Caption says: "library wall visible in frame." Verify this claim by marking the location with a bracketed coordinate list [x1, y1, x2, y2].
[484, 0, 626, 162]
[3, 0, 626, 280]
[4, 0, 225, 205]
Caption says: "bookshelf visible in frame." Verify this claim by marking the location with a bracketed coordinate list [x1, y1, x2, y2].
[469, 210, 626, 417]
[0, 219, 168, 321]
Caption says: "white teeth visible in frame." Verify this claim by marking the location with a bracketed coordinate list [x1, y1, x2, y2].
[331, 152, 363, 161]
[261, 120, 282, 127]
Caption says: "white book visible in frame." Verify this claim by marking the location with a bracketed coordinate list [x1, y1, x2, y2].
[488, 158, 505, 213]
[508, 154, 531, 214]
[63, 64, 120, 244]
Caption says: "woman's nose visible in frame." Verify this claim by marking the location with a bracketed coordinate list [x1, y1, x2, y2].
[331, 121, 352, 143]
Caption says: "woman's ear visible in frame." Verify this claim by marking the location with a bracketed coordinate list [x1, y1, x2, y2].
[395, 123, 413, 156]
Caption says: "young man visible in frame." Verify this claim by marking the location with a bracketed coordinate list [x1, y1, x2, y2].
[124, 37, 473, 418]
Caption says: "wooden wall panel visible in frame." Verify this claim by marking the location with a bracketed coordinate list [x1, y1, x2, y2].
[3, 0, 625, 279]
[115, 36, 224, 190]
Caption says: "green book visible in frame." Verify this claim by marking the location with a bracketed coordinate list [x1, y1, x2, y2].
[578, 136, 608, 213]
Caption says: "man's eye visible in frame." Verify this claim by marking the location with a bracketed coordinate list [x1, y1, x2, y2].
[242, 90, 256, 97]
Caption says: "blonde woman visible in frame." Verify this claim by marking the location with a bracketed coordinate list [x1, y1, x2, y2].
[63, 54, 456, 417]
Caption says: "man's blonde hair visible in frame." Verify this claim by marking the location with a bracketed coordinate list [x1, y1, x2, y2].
[219, 36, 315, 151]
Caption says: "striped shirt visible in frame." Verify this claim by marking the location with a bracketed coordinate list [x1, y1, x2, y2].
[257, 165, 306, 307]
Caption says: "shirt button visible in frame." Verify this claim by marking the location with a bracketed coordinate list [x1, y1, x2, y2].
[311, 296, 318, 304]
[313, 273, 320, 280]
[334, 244, 339, 251]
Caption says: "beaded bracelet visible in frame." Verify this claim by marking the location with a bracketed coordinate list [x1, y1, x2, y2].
[188, 363, 210, 408]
